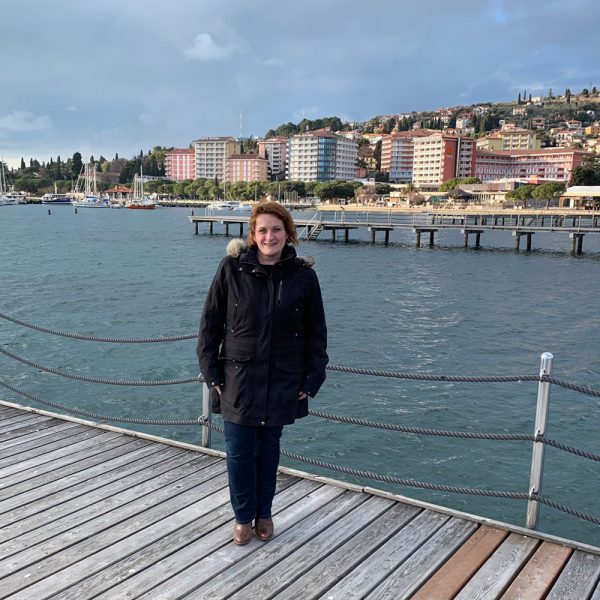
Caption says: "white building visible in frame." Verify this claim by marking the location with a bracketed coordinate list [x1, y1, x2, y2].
[287, 129, 357, 181]
[258, 137, 288, 180]
[192, 137, 241, 181]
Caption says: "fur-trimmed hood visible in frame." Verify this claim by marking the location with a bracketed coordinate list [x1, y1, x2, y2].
[226, 238, 315, 267]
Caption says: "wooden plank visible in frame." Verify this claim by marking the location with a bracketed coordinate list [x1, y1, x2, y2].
[500, 542, 573, 600]
[1, 436, 151, 496]
[193, 491, 371, 599]
[590, 581, 600, 600]
[316, 509, 451, 599]
[206, 494, 390, 600]
[0, 413, 49, 433]
[0, 454, 223, 558]
[366, 517, 479, 599]
[0, 427, 110, 470]
[0, 419, 77, 447]
[0, 420, 82, 453]
[545, 550, 600, 599]
[130, 482, 344, 600]
[275, 502, 421, 600]
[454, 533, 540, 599]
[19, 475, 304, 600]
[410, 525, 508, 600]
[0, 443, 175, 520]
[226, 495, 395, 600]
[82, 476, 311, 599]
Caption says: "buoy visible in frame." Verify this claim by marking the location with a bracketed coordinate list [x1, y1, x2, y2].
[75, 208, 78, 214]
[48, 209, 51, 215]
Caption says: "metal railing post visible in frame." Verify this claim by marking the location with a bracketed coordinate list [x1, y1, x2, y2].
[526, 351, 553, 529]
[201, 382, 212, 448]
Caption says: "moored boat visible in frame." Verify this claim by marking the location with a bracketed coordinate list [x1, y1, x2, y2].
[126, 169, 156, 210]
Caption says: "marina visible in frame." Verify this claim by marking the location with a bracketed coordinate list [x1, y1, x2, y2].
[190, 208, 600, 253]
[1, 401, 600, 599]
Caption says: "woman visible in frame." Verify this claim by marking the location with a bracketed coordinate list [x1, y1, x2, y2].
[197, 200, 328, 545]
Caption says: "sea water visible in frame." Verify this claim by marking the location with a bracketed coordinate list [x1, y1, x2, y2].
[1, 204, 600, 547]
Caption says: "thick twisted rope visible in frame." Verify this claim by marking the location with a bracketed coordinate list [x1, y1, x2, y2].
[0, 312, 196, 343]
[308, 409, 533, 441]
[0, 379, 203, 425]
[542, 375, 600, 399]
[326, 363, 538, 383]
[0, 347, 201, 386]
[536, 496, 600, 526]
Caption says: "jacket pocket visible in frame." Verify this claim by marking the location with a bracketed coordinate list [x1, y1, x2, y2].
[274, 358, 304, 404]
[220, 355, 252, 408]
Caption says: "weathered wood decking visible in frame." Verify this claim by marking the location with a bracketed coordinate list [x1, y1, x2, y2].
[1, 401, 599, 599]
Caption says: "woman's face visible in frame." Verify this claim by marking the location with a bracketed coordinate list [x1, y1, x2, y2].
[254, 213, 287, 264]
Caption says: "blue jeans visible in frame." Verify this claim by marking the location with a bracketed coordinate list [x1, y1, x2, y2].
[223, 421, 284, 524]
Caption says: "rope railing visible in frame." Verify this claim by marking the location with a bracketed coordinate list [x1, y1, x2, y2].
[0, 311, 197, 343]
[2, 311, 600, 530]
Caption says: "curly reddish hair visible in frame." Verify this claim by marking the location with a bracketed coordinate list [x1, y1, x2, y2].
[247, 200, 298, 246]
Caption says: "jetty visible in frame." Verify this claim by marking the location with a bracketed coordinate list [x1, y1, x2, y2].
[189, 208, 600, 253]
[1, 401, 599, 599]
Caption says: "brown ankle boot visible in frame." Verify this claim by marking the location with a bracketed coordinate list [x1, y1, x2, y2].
[255, 517, 274, 541]
[233, 521, 253, 545]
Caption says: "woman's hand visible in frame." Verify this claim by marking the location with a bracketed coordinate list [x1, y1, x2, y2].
[298, 391, 308, 400]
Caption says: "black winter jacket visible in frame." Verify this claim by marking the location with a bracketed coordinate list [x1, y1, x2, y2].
[197, 239, 328, 426]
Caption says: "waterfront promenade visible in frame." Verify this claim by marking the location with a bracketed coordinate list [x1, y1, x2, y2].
[1, 401, 600, 599]
[189, 207, 600, 252]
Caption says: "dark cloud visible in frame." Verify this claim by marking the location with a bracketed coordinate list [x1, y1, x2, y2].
[1, 0, 598, 166]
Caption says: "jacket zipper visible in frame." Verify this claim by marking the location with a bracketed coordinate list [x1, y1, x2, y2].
[276, 280, 283, 305]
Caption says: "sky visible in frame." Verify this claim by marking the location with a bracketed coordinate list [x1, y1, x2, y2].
[1, 0, 599, 168]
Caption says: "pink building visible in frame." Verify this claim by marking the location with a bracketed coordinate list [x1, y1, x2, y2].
[475, 148, 590, 183]
[380, 130, 433, 181]
[226, 154, 269, 182]
[165, 148, 195, 181]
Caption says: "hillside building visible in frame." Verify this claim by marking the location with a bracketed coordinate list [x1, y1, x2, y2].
[287, 129, 357, 181]
[412, 133, 477, 186]
[258, 137, 288, 180]
[226, 154, 269, 182]
[164, 148, 195, 181]
[193, 137, 241, 181]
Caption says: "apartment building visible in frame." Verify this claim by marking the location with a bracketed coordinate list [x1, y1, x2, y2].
[257, 137, 288, 180]
[192, 136, 241, 181]
[475, 148, 590, 182]
[412, 132, 476, 186]
[164, 148, 195, 181]
[226, 154, 269, 182]
[380, 131, 432, 181]
[476, 128, 541, 151]
[287, 129, 357, 181]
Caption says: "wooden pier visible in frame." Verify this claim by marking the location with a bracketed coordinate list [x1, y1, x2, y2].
[189, 209, 600, 252]
[1, 401, 599, 599]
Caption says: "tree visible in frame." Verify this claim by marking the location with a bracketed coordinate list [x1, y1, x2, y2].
[565, 89, 571, 104]
[531, 182, 565, 199]
[20, 157, 25, 170]
[570, 163, 600, 186]
[71, 152, 83, 177]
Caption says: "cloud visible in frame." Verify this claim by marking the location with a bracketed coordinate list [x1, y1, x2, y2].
[263, 57, 284, 67]
[184, 32, 239, 61]
[0, 111, 53, 131]
[65, 106, 78, 112]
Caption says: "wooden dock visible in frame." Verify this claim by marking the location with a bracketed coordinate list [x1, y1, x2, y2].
[1, 401, 600, 599]
[189, 209, 600, 252]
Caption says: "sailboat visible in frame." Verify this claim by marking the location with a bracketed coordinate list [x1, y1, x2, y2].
[126, 168, 155, 210]
[0, 162, 25, 205]
[72, 163, 110, 208]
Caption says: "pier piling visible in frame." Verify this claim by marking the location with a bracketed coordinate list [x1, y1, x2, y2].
[569, 233, 584, 254]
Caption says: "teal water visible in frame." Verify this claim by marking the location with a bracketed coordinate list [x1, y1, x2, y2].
[1, 204, 600, 547]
